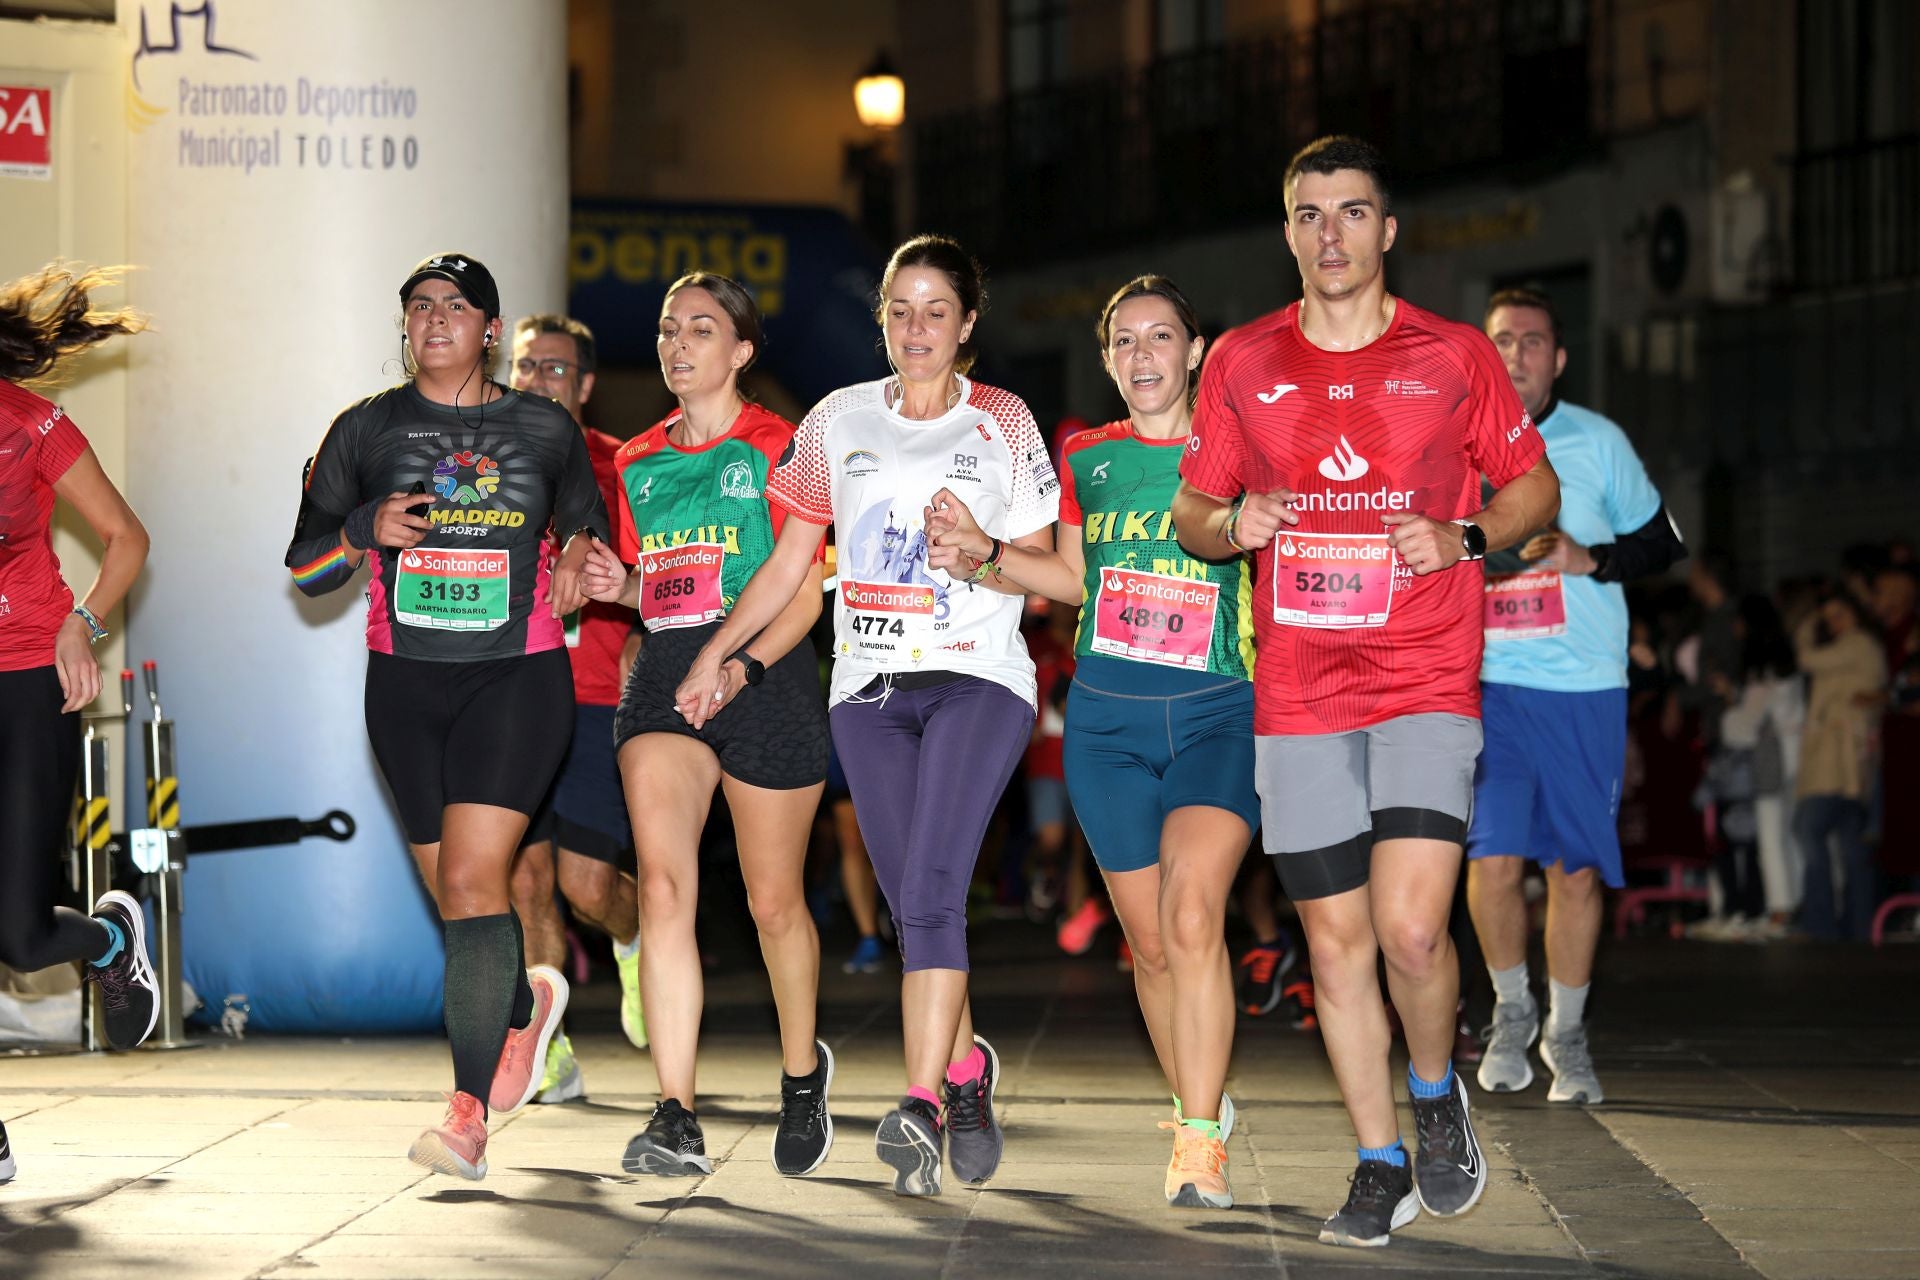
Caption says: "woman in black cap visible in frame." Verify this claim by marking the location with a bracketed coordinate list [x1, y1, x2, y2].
[284, 253, 610, 1179]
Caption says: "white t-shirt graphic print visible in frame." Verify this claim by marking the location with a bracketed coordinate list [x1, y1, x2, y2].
[767, 376, 1060, 709]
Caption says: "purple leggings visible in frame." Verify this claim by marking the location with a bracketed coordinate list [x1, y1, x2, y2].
[830, 676, 1033, 972]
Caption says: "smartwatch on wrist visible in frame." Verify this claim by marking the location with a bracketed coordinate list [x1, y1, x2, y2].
[728, 649, 765, 686]
[1454, 519, 1487, 561]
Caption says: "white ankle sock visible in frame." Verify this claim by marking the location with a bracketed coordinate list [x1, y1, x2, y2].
[1490, 962, 1531, 1008]
[1547, 978, 1588, 1036]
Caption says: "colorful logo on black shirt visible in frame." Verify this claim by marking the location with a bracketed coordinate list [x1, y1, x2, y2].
[434, 450, 501, 504]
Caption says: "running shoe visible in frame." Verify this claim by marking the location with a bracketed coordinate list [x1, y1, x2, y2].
[1476, 996, 1538, 1093]
[0, 1117, 14, 1183]
[1235, 936, 1296, 1016]
[1160, 1121, 1232, 1208]
[875, 1095, 944, 1196]
[614, 936, 647, 1050]
[1410, 1073, 1487, 1217]
[1056, 898, 1112, 956]
[1281, 977, 1318, 1032]
[489, 965, 569, 1116]
[1318, 1152, 1417, 1247]
[535, 1032, 585, 1104]
[87, 890, 159, 1051]
[1116, 937, 1134, 974]
[842, 935, 884, 974]
[408, 1091, 488, 1180]
[622, 1098, 713, 1176]
[943, 1034, 1004, 1184]
[1540, 1025, 1604, 1104]
[772, 1039, 835, 1175]
[1174, 1093, 1237, 1141]
[1025, 874, 1061, 923]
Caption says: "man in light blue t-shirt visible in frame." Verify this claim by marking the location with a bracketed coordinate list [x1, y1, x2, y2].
[1465, 288, 1687, 1106]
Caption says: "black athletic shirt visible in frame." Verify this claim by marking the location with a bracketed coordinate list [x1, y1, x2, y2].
[285, 383, 609, 662]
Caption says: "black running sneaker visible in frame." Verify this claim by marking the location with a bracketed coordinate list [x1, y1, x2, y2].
[0, 1117, 15, 1183]
[1411, 1072, 1486, 1217]
[772, 1039, 835, 1176]
[875, 1095, 943, 1196]
[942, 1034, 1004, 1185]
[1235, 936, 1296, 1016]
[622, 1099, 713, 1176]
[1318, 1153, 1417, 1247]
[87, 891, 159, 1051]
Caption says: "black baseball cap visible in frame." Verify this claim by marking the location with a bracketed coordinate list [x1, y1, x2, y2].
[399, 253, 500, 317]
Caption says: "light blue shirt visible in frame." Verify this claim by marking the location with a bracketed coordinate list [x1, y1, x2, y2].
[1481, 400, 1664, 692]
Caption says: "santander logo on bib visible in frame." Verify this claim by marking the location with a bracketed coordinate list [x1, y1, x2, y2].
[1317, 435, 1370, 482]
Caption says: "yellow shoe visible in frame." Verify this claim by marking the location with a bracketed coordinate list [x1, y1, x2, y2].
[615, 936, 647, 1050]
[535, 1032, 584, 1104]
[1161, 1121, 1232, 1209]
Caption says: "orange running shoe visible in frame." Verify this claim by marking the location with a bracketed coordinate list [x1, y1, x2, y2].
[1160, 1120, 1232, 1208]
[408, 1091, 488, 1180]
[490, 965, 570, 1116]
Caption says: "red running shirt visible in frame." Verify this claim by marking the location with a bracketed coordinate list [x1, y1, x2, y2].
[1179, 299, 1546, 735]
[0, 382, 89, 672]
[567, 427, 634, 706]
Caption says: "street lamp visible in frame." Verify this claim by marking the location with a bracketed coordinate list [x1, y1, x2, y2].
[847, 51, 904, 246]
[853, 52, 904, 131]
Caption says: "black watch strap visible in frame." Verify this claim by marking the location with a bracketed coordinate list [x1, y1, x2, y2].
[729, 649, 765, 685]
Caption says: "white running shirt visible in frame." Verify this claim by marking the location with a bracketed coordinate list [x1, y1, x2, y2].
[767, 376, 1060, 709]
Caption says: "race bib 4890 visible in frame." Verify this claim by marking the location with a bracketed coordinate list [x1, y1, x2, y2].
[1091, 567, 1217, 669]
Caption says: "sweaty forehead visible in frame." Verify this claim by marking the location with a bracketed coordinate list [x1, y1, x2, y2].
[890, 267, 959, 305]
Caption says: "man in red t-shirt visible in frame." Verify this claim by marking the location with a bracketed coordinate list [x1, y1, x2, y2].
[506, 315, 645, 1102]
[1174, 136, 1559, 1248]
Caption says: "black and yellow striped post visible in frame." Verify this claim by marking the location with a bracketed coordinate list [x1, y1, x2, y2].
[137, 660, 196, 1050]
[74, 707, 116, 1053]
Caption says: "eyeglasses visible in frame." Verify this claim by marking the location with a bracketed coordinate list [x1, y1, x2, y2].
[514, 358, 578, 379]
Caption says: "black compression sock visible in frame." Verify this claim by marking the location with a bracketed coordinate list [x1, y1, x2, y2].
[443, 913, 521, 1109]
[508, 909, 534, 1031]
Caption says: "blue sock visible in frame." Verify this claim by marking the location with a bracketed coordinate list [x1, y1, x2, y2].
[1358, 1141, 1407, 1167]
[1409, 1061, 1455, 1099]
[91, 918, 126, 968]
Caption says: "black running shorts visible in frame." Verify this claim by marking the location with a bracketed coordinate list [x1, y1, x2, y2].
[612, 621, 827, 791]
[365, 648, 574, 845]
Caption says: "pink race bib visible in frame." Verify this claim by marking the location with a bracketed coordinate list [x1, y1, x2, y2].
[1090, 568, 1218, 670]
[638, 542, 725, 631]
[1483, 570, 1567, 639]
[1270, 532, 1395, 628]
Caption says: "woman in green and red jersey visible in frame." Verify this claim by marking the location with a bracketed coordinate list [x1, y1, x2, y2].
[579, 272, 834, 1180]
[924, 276, 1259, 1210]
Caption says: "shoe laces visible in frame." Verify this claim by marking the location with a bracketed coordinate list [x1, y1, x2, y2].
[1159, 1122, 1226, 1177]
[1240, 945, 1282, 983]
[444, 1091, 485, 1128]
[87, 959, 132, 1013]
[943, 1076, 987, 1133]
[1546, 1029, 1595, 1076]
[1345, 1159, 1403, 1212]
[1482, 1001, 1536, 1048]
[778, 1079, 821, 1137]
[1413, 1088, 1464, 1160]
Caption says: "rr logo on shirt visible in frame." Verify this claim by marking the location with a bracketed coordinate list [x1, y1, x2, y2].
[1328, 385, 1355, 400]
[954, 453, 978, 470]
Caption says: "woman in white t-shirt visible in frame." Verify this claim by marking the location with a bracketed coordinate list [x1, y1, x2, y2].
[673, 234, 1058, 1197]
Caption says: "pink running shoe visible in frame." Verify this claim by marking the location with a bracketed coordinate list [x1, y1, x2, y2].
[1056, 898, 1112, 956]
[490, 965, 569, 1116]
[408, 1091, 488, 1180]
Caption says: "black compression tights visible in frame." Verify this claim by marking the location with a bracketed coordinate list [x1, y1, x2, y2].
[0, 667, 111, 971]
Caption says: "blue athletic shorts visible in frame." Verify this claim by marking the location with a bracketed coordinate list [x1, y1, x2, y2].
[551, 702, 635, 870]
[1467, 683, 1627, 887]
[1063, 669, 1260, 875]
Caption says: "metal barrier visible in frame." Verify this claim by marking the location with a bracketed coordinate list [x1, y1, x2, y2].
[61, 661, 356, 1053]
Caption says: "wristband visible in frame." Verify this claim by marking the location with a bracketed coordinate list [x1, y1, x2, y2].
[71, 604, 108, 645]
[969, 537, 1003, 583]
[342, 496, 384, 550]
[1223, 502, 1246, 553]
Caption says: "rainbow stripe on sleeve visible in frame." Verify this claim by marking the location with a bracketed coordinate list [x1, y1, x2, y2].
[291, 543, 349, 587]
